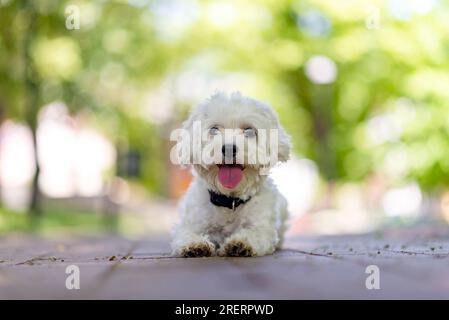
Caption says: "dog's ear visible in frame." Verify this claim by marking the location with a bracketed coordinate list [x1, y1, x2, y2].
[277, 123, 291, 163]
[170, 109, 197, 166]
[259, 103, 291, 164]
[179, 110, 197, 165]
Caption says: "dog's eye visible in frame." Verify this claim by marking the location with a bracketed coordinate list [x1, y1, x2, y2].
[209, 126, 220, 136]
[243, 127, 256, 137]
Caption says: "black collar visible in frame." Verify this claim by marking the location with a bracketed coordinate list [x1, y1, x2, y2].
[208, 190, 251, 211]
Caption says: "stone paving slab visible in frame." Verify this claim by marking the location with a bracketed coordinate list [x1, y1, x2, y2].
[1, 229, 449, 299]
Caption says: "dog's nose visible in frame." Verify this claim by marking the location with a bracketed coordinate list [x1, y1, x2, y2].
[222, 144, 237, 158]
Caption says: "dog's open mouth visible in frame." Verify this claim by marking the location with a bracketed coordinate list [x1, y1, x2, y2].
[217, 164, 244, 189]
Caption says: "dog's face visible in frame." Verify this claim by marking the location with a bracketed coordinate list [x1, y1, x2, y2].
[181, 92, 291, 197]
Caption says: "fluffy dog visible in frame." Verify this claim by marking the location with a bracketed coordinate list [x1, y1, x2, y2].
[171, 92, 291, 257]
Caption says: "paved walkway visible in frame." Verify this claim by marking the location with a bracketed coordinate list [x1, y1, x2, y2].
[1, 227, 449, 299]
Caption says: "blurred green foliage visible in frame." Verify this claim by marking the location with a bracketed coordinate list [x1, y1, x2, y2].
[1, 0, 449, 198]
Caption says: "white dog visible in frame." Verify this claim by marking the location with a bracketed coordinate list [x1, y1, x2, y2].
[171, 92, 291, 257]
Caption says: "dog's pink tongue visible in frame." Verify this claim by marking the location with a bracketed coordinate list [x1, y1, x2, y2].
[218, 166, 243, 189]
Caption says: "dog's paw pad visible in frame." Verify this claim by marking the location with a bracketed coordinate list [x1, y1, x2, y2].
[181, 242, 213, 258]
[224, 240, 254, 257]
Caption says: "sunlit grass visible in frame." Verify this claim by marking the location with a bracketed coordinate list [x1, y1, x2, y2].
[0, 207, 117, 236]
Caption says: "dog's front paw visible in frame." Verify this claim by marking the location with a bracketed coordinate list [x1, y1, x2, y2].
[180, 241, 215, 258]
[221, 239, 254, 257]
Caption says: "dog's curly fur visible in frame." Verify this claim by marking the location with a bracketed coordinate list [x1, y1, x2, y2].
[171, 92, 291, 257]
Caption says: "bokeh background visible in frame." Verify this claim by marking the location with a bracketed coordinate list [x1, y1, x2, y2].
[1, 0, 449, 237]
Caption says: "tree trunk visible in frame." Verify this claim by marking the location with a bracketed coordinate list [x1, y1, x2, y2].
[0, 105, 4, 207]
[22, 0, 41, 216]
[28, 119, 41, 216]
